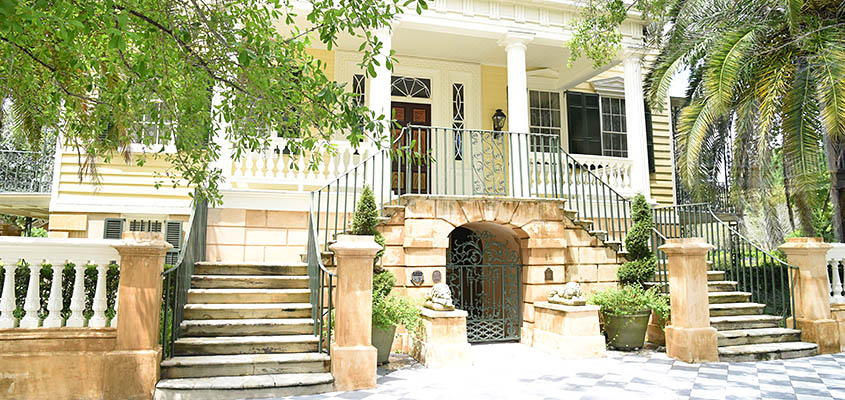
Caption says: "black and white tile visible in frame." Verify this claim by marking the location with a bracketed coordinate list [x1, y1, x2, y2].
[279, 344, 845, 400]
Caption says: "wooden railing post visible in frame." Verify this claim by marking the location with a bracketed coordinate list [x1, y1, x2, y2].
[329, 235, 381, 392]
[780, 237, 840, 354]
[660, 237, 719, 363]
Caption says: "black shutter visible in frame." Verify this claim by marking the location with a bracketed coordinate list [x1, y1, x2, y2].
[566, 92, 602, 156]
[164, 221, 183, 266]
[103, 218, 125, 239]
[645, 101, 655, 173]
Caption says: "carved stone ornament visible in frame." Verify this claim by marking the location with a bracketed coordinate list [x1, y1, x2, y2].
[410, 270, 424, 286]
[423, 283, 456, 311]
[548, 282, 587, 306]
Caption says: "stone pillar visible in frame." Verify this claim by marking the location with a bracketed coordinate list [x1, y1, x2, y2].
[329, 235, 382, 391]
[780, 237, 840, 354]
[106, 231, 172, 399]
[660, 238, 719, 363]
[412, 308, 473, 368]
[623, 53, 651, 198]
[112, 231, 172, 351]
[499, 32, 534, 197]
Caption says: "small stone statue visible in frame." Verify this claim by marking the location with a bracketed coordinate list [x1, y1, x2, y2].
[548, 282, 587, 306]
[424, 283, 456, 311]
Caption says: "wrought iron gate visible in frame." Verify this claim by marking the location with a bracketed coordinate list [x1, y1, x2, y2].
[446, 229, 521, 342]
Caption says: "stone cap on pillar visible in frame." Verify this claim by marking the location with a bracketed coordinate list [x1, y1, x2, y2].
[112, 231, 173, 256]
[778, 237, 832, 255]
[498, 31, 535, 49]
[329, 235, 383, 257]
[658, 237, 714, 255]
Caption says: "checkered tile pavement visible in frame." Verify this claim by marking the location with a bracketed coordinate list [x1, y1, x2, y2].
[280, 343, 845, 400]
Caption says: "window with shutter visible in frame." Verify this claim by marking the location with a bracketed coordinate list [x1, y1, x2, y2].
[566, 92, 602, 156]
[103, 218, 125, 239]
[645, 102, 655, 173]
[165, 221, 183, 249]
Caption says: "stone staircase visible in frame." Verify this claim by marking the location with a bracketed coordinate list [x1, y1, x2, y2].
[653, 267, 818, 362]
[154, 262, 333, 400]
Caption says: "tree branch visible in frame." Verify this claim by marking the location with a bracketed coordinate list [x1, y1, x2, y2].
[0, 36, 104, 105]
[115, 4, 255, 98]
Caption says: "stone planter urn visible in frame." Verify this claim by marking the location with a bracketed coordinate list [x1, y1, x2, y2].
[372, 325, 397, 365]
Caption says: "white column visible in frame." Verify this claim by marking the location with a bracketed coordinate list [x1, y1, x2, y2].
[369, 27, 393, 199]
[212, 86, 233, 190]
[499, 32, 534, 197]
[623, 53, 651, 198]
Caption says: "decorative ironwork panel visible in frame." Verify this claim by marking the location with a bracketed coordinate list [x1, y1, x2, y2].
[0, 149, 54, 193]
[447, 230, 521, 343]
[391, 76, 431, 98]
[470, 131, 507, 196]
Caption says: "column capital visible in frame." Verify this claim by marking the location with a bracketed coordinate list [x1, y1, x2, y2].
[622, 49, 646, 63]
[498, 31, 534, 50]
[778, 237, 832, 256]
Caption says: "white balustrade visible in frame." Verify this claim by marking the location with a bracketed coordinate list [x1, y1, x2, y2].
[229, 140, 368, 190]
[0, 237, 121, 329]
[569, 154, 634, 196]
[827, 243, 845, 304]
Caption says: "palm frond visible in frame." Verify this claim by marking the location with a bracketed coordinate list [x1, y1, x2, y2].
[782, 65, 825, 196]
[812, 31, 845, 142]
[676, 99, 725, 189]
[785, 0, 803, 34]
[704, 27, 759, 107]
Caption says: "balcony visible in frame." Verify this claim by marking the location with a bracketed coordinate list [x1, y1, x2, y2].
[0, 149, 54, 218]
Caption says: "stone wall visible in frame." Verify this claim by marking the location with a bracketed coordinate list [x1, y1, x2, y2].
[377, 195, 624, 345]
[206, 208, 308, 263]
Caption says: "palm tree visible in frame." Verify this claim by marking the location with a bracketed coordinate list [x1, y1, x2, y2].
[645, 0, 845, 240]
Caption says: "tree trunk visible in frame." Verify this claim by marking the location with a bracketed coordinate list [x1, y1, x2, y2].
[783, 172, 796, 231]
[826, 135, 845, 243]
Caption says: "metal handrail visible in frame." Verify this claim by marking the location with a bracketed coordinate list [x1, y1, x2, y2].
[654, 203, 797, 327]
[160, 194, 208, 359]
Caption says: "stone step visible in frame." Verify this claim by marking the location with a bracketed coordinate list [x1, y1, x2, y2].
[191, 275, 309, 289]
[718, 341, 818, 362]
[710, 315, 782, 331]
[193, 262, 307, 276]
[184, 303, 312, 320]
[174, 335, 319, 356]
[589, 230, 607, 241]
[154, 372, 333, 400]
[708, 291, 751, 304]
[655, 270, 725, 281]
[160, 353, 330, 379]
[709, 302, 766, 317]
[573, 219, 593, 230]
[180, 319, 314, 337]
[717, 328, 802, 347]
[187, 289, 311, 304]
[644, 280, 738, 292]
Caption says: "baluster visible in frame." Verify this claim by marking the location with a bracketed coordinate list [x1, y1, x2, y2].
[110, 269, 119, 328]
[833, 260, 845, 303]
[19, 261, 42, 328]
[66, 262, 86, 327]
[270, 151, 280, 179]
[43, 260, 64, 328]
[88, 263, 108, 327]
[0, 260, 18, 328]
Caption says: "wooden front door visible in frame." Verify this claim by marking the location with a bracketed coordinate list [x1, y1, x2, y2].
[391, 102, 431, 194]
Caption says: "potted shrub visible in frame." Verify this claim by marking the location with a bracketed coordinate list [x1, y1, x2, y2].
[349, 186, 420, 364]
[588, 285, 668, 350]
[589, 193, 669, 350]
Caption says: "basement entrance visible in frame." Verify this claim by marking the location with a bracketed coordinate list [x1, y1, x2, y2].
[446, 225, 522, 343]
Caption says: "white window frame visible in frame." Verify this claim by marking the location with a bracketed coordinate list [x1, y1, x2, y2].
[598, 96, 628, 158]
[527, 89, 564, 153]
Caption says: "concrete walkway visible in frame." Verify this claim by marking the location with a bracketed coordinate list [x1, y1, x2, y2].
[282, 343, 845, 400]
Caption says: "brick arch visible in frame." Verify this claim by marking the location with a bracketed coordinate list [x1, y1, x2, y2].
[380, 195, 622, 346]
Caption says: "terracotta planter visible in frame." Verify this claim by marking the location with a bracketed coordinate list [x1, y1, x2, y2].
[372, 325, 397, 365]
[603, 310, 651, 351]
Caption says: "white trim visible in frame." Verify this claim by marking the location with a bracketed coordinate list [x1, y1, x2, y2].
[591, 76, 626, 98]
[0, 237, 121, 266]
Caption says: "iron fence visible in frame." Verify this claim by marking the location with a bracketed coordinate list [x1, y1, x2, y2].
[654, 203, 797, 327]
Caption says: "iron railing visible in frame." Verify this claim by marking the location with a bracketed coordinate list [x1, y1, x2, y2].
[310, 126, 634, 252]
[160, 195, 207, 359]
[0, 149, 54, 193]
[654, 203, 797, 327]
[305, 126, 639, 351]
[307, 208, 335, 354]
